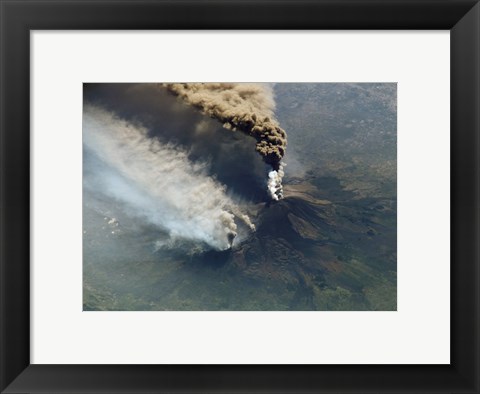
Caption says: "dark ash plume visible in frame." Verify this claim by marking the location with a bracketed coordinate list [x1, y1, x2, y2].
[84, 83, 269, 202]
[164, 83, 287, 200]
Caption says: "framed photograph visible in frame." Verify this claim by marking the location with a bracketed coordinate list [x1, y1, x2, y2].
[1, 1, 479, 393]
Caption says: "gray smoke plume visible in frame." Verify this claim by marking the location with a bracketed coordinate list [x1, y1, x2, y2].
[164, 83, 287, 200]
[83, 104, 254, 250]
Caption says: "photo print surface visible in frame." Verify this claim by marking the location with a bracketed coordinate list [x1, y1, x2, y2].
[83, 83, 397, 311]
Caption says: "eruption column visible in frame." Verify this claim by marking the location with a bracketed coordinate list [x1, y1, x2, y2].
[164, 83, 288, 201]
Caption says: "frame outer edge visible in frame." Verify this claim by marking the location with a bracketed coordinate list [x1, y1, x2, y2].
[0, 1, 31, 393]
[451, 2, 480, 392]
[0, 1, 4, 391]
[0, 0, 479, 393]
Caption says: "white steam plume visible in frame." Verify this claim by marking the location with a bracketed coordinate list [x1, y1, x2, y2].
[83, 104, 253, 250]
[268, 162, 285, 201]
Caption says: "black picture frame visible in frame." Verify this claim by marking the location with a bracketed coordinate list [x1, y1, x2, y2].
[1, 1, 479, 393]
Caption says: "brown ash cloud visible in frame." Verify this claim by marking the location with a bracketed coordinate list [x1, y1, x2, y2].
[164, 83, 287, 200]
